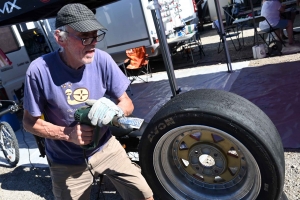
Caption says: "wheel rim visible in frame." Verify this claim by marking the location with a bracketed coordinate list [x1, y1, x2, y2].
[0, 125, 17, 163]
[153, 125, 261, 200]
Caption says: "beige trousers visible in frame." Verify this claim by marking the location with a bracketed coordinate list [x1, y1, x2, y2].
[49, 136, 153, 200]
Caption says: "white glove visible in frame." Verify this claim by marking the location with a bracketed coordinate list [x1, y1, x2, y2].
[86, 97, 124, 127]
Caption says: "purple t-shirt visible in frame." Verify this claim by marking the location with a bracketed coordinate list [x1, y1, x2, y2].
[23, 49, 130, 165]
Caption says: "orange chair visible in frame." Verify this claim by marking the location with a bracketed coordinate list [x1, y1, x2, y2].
[124, 46, 152, 83]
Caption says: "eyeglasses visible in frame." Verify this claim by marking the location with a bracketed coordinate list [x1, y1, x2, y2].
[64, 30, 106, 46]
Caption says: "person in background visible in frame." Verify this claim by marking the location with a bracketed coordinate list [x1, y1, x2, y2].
[22, 3, 154, 200]
[260, 0, 295, 45]
[195, 0, 204, 31]
[231, 0, 244, 18]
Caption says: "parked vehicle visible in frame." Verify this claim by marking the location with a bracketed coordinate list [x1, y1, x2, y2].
[94, 0, 198, 61]
[0, 25, 31, 102]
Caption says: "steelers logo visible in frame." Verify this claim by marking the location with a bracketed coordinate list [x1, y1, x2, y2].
[73, 88, 89, 102]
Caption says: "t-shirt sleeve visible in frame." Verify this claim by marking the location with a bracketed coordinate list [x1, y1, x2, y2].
[101, 51, 130, 99]
[23, 60, 46, 117]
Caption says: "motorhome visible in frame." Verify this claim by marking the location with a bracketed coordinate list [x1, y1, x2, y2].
[93, 0, 198, 62]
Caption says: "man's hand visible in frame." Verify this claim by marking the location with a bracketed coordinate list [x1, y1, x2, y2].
[68, 124, 94, 145]
[86, 97, 124, 127]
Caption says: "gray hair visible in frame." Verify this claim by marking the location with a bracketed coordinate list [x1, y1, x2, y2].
[57, 25, 68, 40]
[56, 25, 68, 52]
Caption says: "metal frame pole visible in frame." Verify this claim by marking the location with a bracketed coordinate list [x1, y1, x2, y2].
[149, 0, 180, 97]
[214, 0, 233, 72]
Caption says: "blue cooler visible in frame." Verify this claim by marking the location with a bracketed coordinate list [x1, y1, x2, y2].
[0, 112, 20, 131]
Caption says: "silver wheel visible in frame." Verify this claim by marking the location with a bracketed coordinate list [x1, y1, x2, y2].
[0, 122, 19, 167]
[153, 125, 261, 200]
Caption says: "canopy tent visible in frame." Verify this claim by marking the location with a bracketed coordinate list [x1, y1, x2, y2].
[0, 0, 119, 27]
[0, 0, 256, 97]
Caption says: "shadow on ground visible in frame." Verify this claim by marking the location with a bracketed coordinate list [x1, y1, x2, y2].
[0, 165, 122, 200]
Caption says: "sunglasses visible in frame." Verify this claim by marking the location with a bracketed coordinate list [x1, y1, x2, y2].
[64, 30, 106, 46]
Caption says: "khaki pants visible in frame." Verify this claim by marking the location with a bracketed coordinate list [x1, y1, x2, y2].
[49, 136, 153, 200]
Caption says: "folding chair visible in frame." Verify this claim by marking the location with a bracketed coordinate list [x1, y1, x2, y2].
[124, 46, 152, 83]
[223, 7, 247, 46]
[213, 20, 242, 53]
[252, 16, 285, 48]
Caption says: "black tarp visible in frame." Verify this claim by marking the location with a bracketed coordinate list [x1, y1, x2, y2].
[0, 0, 119, 26]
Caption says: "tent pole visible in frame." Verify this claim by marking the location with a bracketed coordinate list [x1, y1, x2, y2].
[249, 0, 259, 45]
[37, 21, 54, 52]
[214, 0, 233, 72]
[150, 0, 180, 97]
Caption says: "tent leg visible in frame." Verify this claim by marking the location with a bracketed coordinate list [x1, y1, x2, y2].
[214, 0, 233, 72]
[150, 0, 180, 97]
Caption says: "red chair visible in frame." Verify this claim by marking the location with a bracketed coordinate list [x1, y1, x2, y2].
[124, 46, 152, 83]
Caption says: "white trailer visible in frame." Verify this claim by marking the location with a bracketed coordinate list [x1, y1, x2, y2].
[94, 0, 198, 62]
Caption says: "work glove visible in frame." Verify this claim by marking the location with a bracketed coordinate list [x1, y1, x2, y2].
[85, 97, 124, 127]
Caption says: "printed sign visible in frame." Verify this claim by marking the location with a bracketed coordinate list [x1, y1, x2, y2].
[0, 0, 21, 14]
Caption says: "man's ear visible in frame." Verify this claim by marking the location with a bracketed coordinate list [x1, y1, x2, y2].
[54, 30, 66, 47]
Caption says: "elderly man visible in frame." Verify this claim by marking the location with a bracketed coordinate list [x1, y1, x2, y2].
[22, 3, 153, 200]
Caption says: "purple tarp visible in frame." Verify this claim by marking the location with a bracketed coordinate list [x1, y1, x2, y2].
[130, 62, 300, 148]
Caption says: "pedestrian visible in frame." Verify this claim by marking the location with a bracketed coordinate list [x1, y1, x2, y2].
[22, 3, 153, 200]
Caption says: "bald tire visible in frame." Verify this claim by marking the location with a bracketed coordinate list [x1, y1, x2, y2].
[139, 89, 285, 200]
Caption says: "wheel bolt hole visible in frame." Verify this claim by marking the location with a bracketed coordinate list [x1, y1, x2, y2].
[214, 153, 218, 157]
[214, 170, 218, 173]
[195, 151, 198, 154]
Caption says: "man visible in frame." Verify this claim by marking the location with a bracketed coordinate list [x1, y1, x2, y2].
[260, 0, 294, 45]
[22, 3, 153, 200]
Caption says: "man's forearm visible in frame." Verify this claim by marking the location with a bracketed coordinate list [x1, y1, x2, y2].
[23, 112, 71, 141]
[117, 92, 134, 116]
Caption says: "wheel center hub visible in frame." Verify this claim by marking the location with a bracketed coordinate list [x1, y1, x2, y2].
[189, 144, 226, 176]
[199, 154, 215, 167]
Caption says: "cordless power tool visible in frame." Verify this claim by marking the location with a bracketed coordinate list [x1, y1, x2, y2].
[74, 106, 144, 150]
